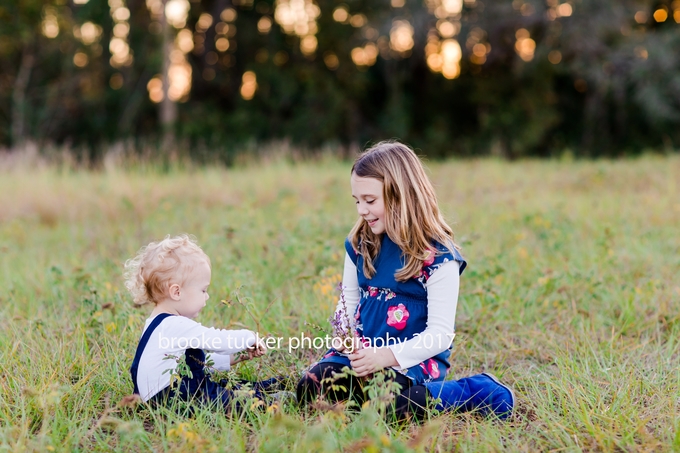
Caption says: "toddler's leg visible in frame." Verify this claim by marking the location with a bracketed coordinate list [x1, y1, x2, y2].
[296, 362, 365, 405]
[227, 376, 286, 393]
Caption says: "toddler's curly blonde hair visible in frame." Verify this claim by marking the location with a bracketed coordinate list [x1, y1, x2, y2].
[124, 234, 210, 306]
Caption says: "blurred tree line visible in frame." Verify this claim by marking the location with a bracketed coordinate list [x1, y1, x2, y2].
[0, 0, 679, 159]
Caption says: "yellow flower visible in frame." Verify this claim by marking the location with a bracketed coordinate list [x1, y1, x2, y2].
[167, 422, 199, 441]
[267, 403, 279, 413]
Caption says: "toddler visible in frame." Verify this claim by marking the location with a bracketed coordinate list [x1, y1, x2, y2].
[125, 234, 272, 410]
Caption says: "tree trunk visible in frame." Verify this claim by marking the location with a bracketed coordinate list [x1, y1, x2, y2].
[11, 49, 34, 149]
[160, 1, 177, 144]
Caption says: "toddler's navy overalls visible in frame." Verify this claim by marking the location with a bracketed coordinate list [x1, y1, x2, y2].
[130, 313, 234, 408]
[130, 313, 276, 410]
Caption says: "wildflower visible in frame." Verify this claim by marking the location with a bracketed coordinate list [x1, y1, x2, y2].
[329, 283, 358, 350]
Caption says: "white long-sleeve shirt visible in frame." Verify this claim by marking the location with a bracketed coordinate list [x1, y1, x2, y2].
[135, 315, 256, 401]
[338, 252, 460, 370]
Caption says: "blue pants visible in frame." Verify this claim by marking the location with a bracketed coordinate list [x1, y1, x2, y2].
[393, 373, 514, 420]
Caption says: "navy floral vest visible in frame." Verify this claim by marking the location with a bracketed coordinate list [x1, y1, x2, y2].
[320, 234, 466, 385]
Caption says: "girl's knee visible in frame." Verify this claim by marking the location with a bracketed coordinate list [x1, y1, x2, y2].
[296, 372, 321, 404]
[391, 386, 429, 421]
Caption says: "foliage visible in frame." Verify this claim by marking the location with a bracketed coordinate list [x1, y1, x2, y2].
[1, 0, 679, 157]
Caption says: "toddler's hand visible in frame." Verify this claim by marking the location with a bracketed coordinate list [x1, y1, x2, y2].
[250, 338, 268, 357]
[232, 336, 268, 365]
[242, 338, 267, 360]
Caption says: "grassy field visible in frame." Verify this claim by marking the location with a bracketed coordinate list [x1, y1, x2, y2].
[0, 155, 679, 452]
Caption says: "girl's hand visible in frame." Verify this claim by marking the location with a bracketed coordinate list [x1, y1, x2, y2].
[334, 336, 363, 354]
[348, 347, 398, 377]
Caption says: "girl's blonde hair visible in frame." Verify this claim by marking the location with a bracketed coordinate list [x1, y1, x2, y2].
[349, 141, 460, 282]
[124, 234, 210, 305]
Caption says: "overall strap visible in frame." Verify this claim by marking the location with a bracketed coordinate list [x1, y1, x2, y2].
[130, 313, 174, 395]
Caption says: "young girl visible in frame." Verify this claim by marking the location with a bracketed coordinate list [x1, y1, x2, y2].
[296, 141, 514, 419]
[125, 234, 272, 410]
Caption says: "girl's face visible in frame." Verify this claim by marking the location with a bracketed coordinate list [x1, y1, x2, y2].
[351, 173, 386, 235]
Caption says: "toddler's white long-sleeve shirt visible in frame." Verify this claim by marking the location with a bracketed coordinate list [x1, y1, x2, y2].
[135, 315, 256, 401]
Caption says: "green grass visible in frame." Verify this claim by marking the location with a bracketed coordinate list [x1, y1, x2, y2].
[0, 155, 679, 452]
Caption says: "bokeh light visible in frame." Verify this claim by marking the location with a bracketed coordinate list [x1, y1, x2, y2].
[274, 0, 321, 55]
[220, 8, 237, 22]
[440, 39, 462, 78]
[426, 0, 464, 18]
[333, 6, 349, 22]
[196, 13, 213, 32]
[634, 11, 648, 24]
[144, 14, 194, 103]
[351, 43, 378, 67]
[73, 52, 88, 67]
[240, 71, 257, 100]
[426, 34, 462, 79]
[324, 52, 340, 70]
[165, 0, 190, 28]
[112, 7, 130, 22]
[390, 20, 414, 53]
[113, 23, 129, 39]
[258, 17, 273, 33]
[548, 50, 562, 64]
[466, 27, 489, 64]
[177, 29, 194, 53]
[147, 76, 164, 103]
[350, 14, 367, 27]
[515, 28, 535, 61]
[109, 0, 133, 67]
[426, 0, 464, 75]
[300, 35, 318, 55]
[216, 37, 230, 52]
[42, 7, 59, 38]
[653, 8, 668, 22]
[437, 20, 458, 38]
[557, 3, 573, 17]
[79, 22, 103, 45]
[166, 29, 193, 101]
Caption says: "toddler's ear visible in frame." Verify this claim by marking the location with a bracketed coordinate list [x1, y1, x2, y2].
[168, 283, 181, 300]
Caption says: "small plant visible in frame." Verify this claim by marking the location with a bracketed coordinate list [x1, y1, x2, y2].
[162, 353, 194, 384]
[329, 283, 358, 353]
